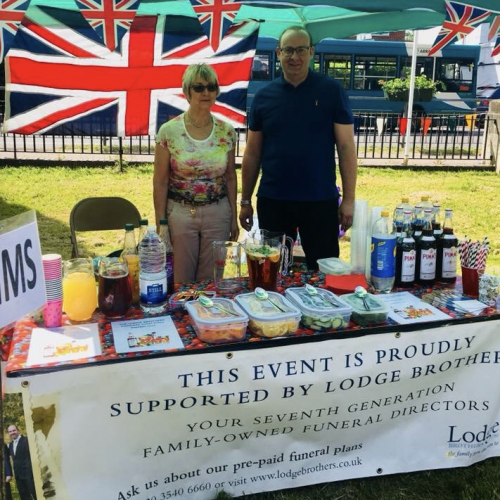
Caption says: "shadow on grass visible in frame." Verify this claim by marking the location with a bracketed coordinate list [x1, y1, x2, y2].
[0, 198, 117, 260]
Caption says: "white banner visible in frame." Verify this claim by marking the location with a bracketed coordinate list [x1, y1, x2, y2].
[11, 319, 500, 500]
[0, 210, 45, 329]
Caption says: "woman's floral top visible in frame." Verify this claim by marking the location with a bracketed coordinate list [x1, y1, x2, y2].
[156, 114, 236, 203]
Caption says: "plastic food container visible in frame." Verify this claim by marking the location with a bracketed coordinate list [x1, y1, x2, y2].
[317, 257, 353, 275]
[185, 298, 248, 344]
[285, 286, 352, 331]
[169, 290, 216, 310]
[235, 292, 301, 338]
[339, 292, 390, 326]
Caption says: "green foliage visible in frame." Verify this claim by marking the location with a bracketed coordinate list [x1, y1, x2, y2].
[379, 75, 445, 96]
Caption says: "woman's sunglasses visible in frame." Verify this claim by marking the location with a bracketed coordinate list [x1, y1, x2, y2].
[190, 83, 218, 93]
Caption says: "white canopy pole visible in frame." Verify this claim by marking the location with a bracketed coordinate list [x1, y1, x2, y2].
[403, 29, 419, 166]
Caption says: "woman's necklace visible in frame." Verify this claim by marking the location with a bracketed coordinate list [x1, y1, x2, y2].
[186, 111, 212, 129]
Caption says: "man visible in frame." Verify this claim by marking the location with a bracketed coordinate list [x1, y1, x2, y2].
[239, 26, 358, 270]
[4, 444, 13, 500]
[7, 426, 37, 500]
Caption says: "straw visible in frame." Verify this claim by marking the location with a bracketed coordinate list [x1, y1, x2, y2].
[459, 237, 490, 269]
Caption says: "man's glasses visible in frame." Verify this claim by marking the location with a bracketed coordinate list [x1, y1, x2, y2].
[190, 83, 218, 93]
[280, 46, 310, 57]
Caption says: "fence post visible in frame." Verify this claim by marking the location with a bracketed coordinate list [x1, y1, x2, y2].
[118, 136, 123, 172]
[488, 101, 500, 173]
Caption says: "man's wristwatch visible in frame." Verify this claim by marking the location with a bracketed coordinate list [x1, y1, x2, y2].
[240, 199, 252, 206]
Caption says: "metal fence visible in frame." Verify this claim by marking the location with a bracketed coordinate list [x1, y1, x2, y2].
[0, 112, 490, 164]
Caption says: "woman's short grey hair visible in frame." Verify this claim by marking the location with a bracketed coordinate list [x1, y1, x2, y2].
[182, 63, 220, 99]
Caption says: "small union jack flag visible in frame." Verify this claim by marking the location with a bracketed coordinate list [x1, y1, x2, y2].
[428, 1, 491, 56]
[75, 0, 140, 52]
[488, 14, 500, 41]
[0, 0, 31, 63]
[189, 0, 242, 52]
[488, 15, 500, 57]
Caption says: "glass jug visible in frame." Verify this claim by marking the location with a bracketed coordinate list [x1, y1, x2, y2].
[98, 257, 132, 319]
[63, 258, 97, 322]
[243, 230, 294, 291]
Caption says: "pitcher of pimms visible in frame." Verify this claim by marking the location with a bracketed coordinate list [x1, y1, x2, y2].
[243, 230, 293, 291]
[98, 257, 132, 319]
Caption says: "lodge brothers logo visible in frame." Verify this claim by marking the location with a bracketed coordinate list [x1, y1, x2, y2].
[446, 421, 500, 457]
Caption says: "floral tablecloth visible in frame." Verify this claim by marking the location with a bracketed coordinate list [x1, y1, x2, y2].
[2, 271, 498, 376]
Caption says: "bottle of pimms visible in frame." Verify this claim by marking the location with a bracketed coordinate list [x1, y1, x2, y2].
[416, 208, 437, 286]
[395, 210, 416, 287]
[437, 208, 458, 284]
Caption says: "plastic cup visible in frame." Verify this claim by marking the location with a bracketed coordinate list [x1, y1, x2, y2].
[478, 274, 500, 307]
[213, 241, 242, 292]
[43, 299, 63, 328]
[461, 266, 485, 298]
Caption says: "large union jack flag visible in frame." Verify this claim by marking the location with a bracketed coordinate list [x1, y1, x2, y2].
[75, 0, 140, 52]
[189, 0, 242, 52]
[428, 1, 491, 56]
[0, 0, 31, 64]
[489, 15, 500, 57]
[4, 5, 258, 136]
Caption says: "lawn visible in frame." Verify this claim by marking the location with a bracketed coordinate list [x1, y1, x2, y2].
[1, 164, 499, 274]
[1, 164, 500, 500]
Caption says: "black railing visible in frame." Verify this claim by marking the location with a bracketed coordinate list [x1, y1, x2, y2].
[0, 112, 490, 163]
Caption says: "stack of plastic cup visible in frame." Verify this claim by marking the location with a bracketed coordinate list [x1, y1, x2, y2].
[42, 254, 63, 327]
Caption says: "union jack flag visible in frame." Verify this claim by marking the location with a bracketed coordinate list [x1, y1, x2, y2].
[0, 0, 31, 63]
[4, 5, 258, 136]
[75, 0, 140, 52]
[488, 15, 500, 41]
[189, 0, 242, 52]
[428, 1, 491, 56]
[488, 15, 500, 57]
[492, 35, 500, 57]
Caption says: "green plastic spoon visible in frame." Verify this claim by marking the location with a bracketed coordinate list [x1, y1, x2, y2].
[199, 295, 240, 317]
[254, 287, 286, 313]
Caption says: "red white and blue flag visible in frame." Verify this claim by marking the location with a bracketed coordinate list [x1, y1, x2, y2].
[75, 0, 140, 52]
[489, 15, 500, 57]
[0, 0, 31, 64]
[428, 1, 491, 56]
[4, 5, 258, 136]
[189, 0, 243, 52]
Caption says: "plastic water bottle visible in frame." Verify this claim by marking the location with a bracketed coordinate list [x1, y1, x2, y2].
[137, 219, 148, 249]
[370, 210, 396, 293]
[139, 226, 167, 312]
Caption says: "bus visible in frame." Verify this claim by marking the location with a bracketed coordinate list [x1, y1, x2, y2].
[249, 38, 481, 115]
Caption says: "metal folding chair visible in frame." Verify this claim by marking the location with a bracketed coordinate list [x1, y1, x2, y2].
[69, 197, 141, 258]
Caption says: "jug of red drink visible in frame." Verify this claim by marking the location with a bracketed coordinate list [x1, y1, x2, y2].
[98, 257, 132, 319]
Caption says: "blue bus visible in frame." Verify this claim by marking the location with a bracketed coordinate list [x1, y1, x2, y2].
[249, 38, 481, 115]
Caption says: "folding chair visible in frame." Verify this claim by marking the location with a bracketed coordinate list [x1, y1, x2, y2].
[69, 197, 141, 258]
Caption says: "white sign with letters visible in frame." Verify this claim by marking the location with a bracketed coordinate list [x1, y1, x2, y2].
[0, 211, 45, 329]
[11, 319, 500, 500]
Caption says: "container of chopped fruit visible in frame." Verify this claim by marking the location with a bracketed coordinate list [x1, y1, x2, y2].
[185, 296, 249, 344]
[234, 289, 301, 338]
[285, 284, 352, 331]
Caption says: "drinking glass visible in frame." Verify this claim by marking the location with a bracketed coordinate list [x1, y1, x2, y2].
[212, 241, 243, 292]
[98, 257, 132, 319]
[63, 258, 97, 322]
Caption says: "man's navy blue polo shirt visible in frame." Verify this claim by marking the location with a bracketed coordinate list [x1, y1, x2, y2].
[248, 70, 354, 202]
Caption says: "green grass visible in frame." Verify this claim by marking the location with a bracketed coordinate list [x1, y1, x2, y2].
[1, 164, 500, 499]
[1, 165, 499, 275]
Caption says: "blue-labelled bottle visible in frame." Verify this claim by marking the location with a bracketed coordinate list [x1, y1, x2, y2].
[139, 225, 167, 312]
[395, 210, 416, 287]
[370, 210, 396, 293]
[416, 208, 437, 286]
[136, 218, 148, 250]
[159, 218, 174, 295]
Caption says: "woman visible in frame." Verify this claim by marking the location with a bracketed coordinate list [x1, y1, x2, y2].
[153, 63, 239, 283]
